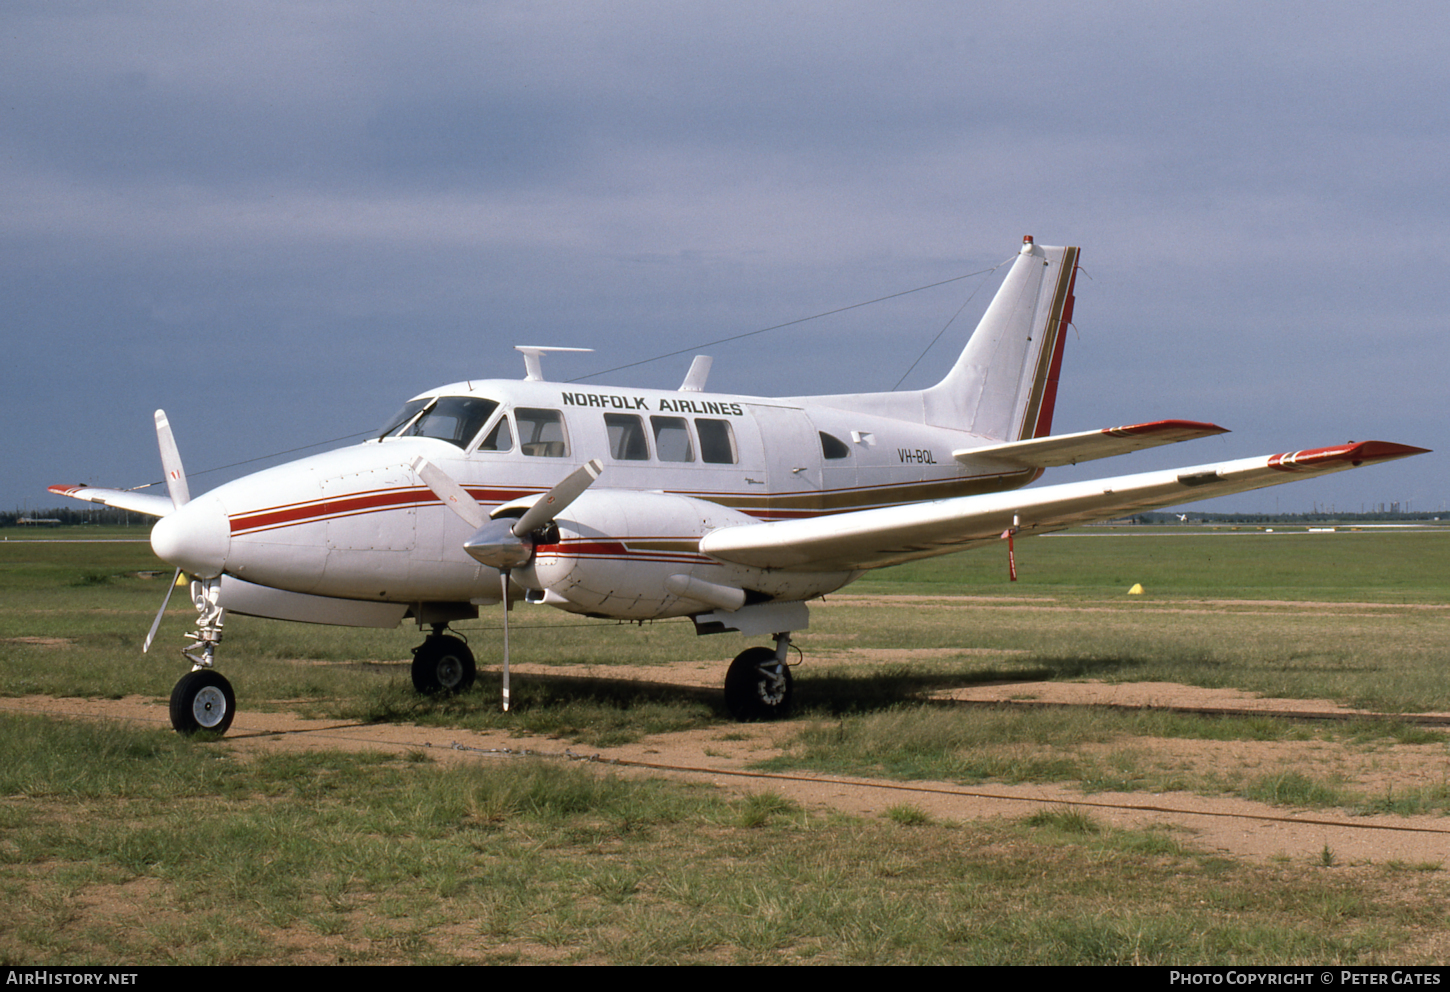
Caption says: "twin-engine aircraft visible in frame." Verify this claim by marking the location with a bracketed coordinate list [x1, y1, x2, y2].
[51, 237, 1428, 735]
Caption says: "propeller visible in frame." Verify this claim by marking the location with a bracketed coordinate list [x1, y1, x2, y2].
[410, 456, 604, 710]
[145, 409, 189, 653]
[155, 410, 191, 509]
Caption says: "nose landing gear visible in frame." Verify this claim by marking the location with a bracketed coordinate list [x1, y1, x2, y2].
[168, 577, 235, 735]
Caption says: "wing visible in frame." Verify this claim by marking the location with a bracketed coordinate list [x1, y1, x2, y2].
[953, 419, 1228, 471]
[700, 440, 1429, 572]
[47, 483, 175, 518]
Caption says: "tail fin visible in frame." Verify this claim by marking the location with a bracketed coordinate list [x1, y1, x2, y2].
[920, 237, 1079, 439]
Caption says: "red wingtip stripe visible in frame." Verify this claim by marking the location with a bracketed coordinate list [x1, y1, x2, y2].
[1102, 419, 1230, 440]
[1269, 441, 1431, 471]
[48, 484, 83, 496]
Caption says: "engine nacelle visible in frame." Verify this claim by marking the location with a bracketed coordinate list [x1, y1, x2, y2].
[511, 490, 854, 619]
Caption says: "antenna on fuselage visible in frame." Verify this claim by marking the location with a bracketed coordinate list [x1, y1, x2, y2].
[515, 346, 594, 382]
[678, 355, 713, 392]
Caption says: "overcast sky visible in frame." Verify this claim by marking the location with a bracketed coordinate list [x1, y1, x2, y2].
[4, 1, 1444, 517]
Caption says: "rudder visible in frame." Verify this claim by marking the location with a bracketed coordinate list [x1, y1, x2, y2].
[921, 237, 1079, 439]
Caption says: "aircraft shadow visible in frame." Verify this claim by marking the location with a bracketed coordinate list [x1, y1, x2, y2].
[433, 651, 1152, 719]
[794, 652, 1151, 716]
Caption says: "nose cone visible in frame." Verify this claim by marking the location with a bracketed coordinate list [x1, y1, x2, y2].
[150, 495, 230, 578]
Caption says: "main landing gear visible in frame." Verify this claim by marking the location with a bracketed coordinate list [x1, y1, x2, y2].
[724, 632, 796, 722]
[168, 576, 236, 735]
[411, 627, 477, 694]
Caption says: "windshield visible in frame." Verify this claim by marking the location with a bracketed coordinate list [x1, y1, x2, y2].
[385, 396, 500, 449]
[378, 398, 432, 439]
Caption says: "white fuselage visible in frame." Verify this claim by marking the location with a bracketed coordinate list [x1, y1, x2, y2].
[151, 378, 1038, 623]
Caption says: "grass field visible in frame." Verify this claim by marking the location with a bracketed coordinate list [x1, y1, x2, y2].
[2, 527, 1448, 963]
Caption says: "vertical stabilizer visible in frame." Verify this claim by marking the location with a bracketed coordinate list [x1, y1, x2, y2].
[921, 237, 1078, 438]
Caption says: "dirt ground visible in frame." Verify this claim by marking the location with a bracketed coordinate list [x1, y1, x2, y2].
[8, 669, 1450, 868]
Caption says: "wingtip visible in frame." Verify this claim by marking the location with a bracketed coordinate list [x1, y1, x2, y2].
[1105, 419, 1231, 440]
[1269, 441, 1431, 471]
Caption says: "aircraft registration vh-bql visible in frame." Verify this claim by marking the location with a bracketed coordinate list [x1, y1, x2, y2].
[52, 237, 1429, 736]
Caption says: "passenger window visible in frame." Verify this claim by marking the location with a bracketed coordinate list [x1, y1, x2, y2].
[477, 415, 512, 452]
[819, 432, 850, 460]
[696, 418, 737, 464]
[514, 408, 570, 457]
[606, 414, 649, 460]
[651, 416, 694, 462]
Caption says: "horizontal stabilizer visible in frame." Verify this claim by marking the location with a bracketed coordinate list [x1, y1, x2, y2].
[48, 483, 176, 518]
[700, 440, 1429, 573]
[954, 419, 1229, 471]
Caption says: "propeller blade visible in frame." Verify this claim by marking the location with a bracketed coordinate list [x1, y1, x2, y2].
[500, 570, 511, 712]
[410, 456, 487, 529]
[511, 459, 603, 537]
[155, 410, 190, 508]
[143, 568, 183, 653]
[412, 456, 599, 712]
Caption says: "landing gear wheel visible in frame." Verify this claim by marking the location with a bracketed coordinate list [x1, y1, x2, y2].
[725, 646, 794, 722]
[170, 669, 236, 735]
[411, 635, 476, 694]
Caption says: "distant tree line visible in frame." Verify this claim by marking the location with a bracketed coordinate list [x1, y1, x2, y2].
[1130, 510, 1444, 525]
[2, 506, 150, 528]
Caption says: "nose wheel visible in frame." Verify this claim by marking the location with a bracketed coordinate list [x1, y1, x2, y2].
[170, 669, 236, 735]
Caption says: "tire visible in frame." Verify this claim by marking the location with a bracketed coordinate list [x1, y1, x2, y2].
[411, 635, 477, 694]
[170, 669, 236, 735]
[724, 646, 794, 722]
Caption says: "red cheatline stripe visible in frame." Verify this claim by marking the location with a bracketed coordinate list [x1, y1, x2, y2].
[230, 485, 542, 534]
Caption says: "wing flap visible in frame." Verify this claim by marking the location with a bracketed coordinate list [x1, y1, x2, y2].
[953, 419, 1229, 471]
[700, 440, 1429, 572]
[48, 484, 175, 518]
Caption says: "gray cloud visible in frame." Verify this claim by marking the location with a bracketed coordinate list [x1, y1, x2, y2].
[4, 2, 1443, 514]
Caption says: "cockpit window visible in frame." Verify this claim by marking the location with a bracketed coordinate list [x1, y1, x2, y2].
[378, 398, 432, 439]
[394, 397, 499, 449]
[477, 415, 512, 452]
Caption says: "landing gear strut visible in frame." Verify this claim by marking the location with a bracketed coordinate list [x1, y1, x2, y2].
[169, 577, 234, 735]
[411, 627, 477, 694]
[724, 632, 795, 721]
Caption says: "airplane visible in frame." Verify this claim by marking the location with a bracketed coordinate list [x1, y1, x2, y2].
[49, 236, 1429, 736]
